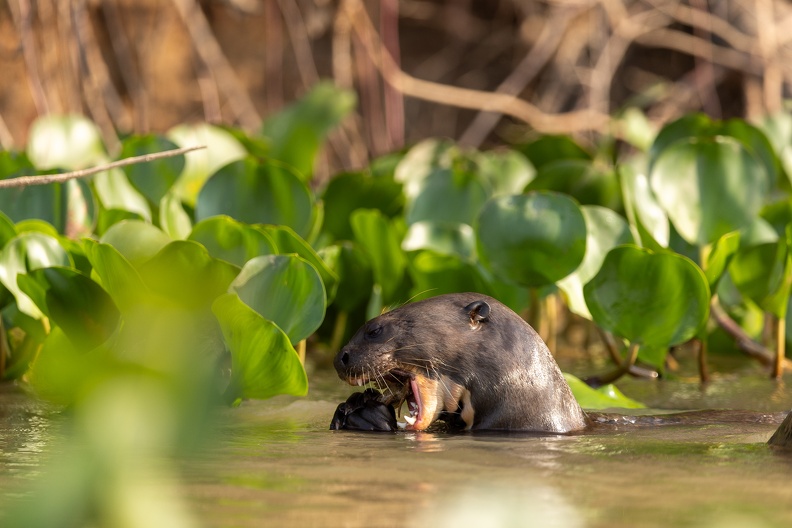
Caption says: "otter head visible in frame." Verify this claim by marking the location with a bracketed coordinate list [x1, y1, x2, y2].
[333, 298, 490, 431]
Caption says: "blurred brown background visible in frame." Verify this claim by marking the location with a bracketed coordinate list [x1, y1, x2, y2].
[1, 0, 791, 173]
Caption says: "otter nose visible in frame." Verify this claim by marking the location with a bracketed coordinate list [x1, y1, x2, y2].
[340, 350, 350, 365]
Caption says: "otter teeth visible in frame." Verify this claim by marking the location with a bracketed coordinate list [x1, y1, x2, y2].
[403, 414, 417, 426]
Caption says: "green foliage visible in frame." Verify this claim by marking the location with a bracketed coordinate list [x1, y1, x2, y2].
[729, 228, 792, 318]
[584, 245, 710, 347]
[121, 135, 185, 204]
[351, 209, 407, 303]
[476, 192, 587, 288]
[563, 373, 645, 409]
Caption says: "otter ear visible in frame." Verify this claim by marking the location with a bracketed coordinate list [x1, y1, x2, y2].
[464, 300, 490, 328]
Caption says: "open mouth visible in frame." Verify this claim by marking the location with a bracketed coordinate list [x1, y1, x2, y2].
[346, 369, 428, 430]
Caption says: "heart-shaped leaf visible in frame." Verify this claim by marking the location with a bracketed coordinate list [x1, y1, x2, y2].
[213, 293, 308, 401]
[82, 239, 148, 313]
[26, 115, 106, 170]
[583, 245, 710, 347]
[350, 209, 406, 302]
[318, 242, 373, 313]
[121, 135, 185, 204]
[401, 221, 476, 261]
[230, 254, 326, 344]
[476, 192, 587, 288]
[730, 231, 792, 319]
[405, 167, 489, 226]
[100, 220, 171, 267]
[188, 216, 277, 267]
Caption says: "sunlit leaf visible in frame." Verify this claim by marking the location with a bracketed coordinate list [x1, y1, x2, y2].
[196, 157, 314, 238]
[527, 159, 621, 211]
[619, 163, 669, 249]
[230, 254, 326, 344]
[213, 293, 308, 401]
[730, 232, 792, 319]
[584, 245, 710, 347]
[405, 167, 489, 226]
[82, 239, 148, 313]
[557, 206, 633, 319]
[26, 115, 106, 170]
[564, 373, 645, 409]
[100, 220, 171, 267]
[0, 233, 71, 318]
[17, 267, 119, 349]
[394, 138, 459, 199]
[470, 148, 535, 197]
[476, 192, 587, 288]
[0, 210, 17, 249]
[27, 327, 102, 404]
[188, 216, 277, 267]
[318, 242, 372, 313]
[94, 168, 152, 221]
[406, 250, 489, 302]
[703, 231, 740, 290]
[402, 221, 476, 261]
[350, 209, 406, 302]
[158, 193, 192, 240]
[167, 123, 247, 206]
[262, 82, 356, 180]
[0, 177, 95, 236]
[121, 135, 185, 204]
[517, 135, 591, 170]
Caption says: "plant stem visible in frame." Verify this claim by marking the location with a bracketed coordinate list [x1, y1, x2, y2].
[774, 315, 786, 379]
[697, 337, 710, 383]
[296, 339, 307, 365]
[595, 327, 658, 379]
[585, 341, 642, 386]
[329, 310, 348, 354]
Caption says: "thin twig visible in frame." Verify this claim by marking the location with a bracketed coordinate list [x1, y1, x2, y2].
[711, 301, 792, 371]
[344, 0, 611, 134]
[0, 146, 205, 189]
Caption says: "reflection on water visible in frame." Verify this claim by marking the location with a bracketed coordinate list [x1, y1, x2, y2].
[3, 370, 792, 527]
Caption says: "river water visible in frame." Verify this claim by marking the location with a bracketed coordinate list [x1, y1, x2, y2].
[2, 369, 792, 527]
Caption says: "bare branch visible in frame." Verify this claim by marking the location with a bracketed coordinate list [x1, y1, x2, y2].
[0, 146, 205, 189]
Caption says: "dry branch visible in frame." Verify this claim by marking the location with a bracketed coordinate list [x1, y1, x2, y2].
[0, 146, 205, 189]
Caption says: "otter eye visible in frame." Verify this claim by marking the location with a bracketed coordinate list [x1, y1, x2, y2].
[365, 325, 383, 339]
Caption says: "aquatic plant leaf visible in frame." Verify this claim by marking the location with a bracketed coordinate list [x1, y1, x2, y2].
[650, 137, 769, 246]
[82, 239, 148, 313]
[94, 168, 152, 221]
[188, 215, 277, 267]
[730, 231, 792, 319]
[318, 242, 372, 313]
[321, 171, 404, 241]
[121, 134, 185, 204]
[26, 114, 106, 170]
[0, 177, 96, 237]
[563, 373, 645, 409]
[158, 192, 192, 240]
[583, 245, 710, 347]
[350, 209, 406, 302]
[259, 225, 339, 302]
[196, 157, 314, 238]
[618, 164, 669, 250]
[27, 327, 100, 404]
[470, 148, 535, 197]
[516, 135, 591, 170]
[558, 206, 633, 319]
[0, 210, 17, 249]
[17, 267, 119, 349]
[230, 254, 326, 344]
[406, 250, 489, 302]
[140, 241, 240, 309]
[648, 113, 712, 168]
[703, 231, 740, 290]
[476, 191, 587, 288]
[0, 233, 71, 318]
[405, 167, 489, 226]
[213, 293, 308, 400]
[100, 220, 171, 267]
[262, 82, 356, 181]
[167, 123, 247, 206]
[402, 221, 476, 261]
[527, 159, 622, 211]
[394, 138, 459, 199]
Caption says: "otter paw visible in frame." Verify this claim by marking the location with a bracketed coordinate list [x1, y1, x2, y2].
[329, 389, 397, 431]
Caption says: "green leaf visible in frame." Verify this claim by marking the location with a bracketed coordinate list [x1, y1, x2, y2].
[27, 327, 102, 404]
[213, 293, 308, 400]
[196, 157, 314, 238]
[618, 163, 669, 249]
[650, 137, 769, 246]
[121, 135, 185, 204]
[167, 123, 247, 207]
[259, 225, 339, 302]
[17, 267, 119, 349]
[262, 82, 356, 180]
[96, 209, 144, 236]
[0, 177, 96, 236]
[703, 231, 740, 290]
[394, 139, 459, 199]
[82, 239, 148, 313]
[140, 241, 240, 309]
[730, 235, 792, 319]
[470, 148, 535, 197]
[517, 135, 591, 170]
[318, 243, 373, 313]
[402, 221, 476, 261]
[476, 192, 587, 288]
[0, 233, 72, 318]
[557, 206, 633, 319]
[321, 171, 404, 241]
[94, 168, 152, 221]
[158, 192, 192, 240]
[527, 159, 621, 211]
[188, 215, 277, 267]
[405, 167, 489, 226]
[26, 115, 106, 170]
[230, 254, 326, 344]
[406, 250, 489, 302]
[100, 220, 171, 267]
[583, 245, 710, 347]
[648, 113, 712, 169]
[719, 119, 780, 187]
[350, 209, 406, 302]
[563, 373, 645, 409]
[0, 210, 17, 249]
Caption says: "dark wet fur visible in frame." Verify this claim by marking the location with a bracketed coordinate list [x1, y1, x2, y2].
[329, 389, 397, 431]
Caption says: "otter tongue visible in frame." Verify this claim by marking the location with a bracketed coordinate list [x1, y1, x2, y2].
[397, 377, 423, 429]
